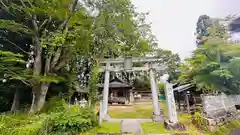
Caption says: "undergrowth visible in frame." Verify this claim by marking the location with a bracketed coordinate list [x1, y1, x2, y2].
[194, 112, 240, 135]
[0, 97, 97, 135]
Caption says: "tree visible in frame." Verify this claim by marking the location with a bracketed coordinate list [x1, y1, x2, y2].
[196, 15, 212, 46]
[180, 15, 240, 94]
[153, 49, 181, 82]
[0, 50, 31, 111]
[0, 0, 157, 113]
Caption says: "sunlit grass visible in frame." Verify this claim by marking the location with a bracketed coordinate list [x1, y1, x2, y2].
[141, 113, 199, 135]
[81, 121, 121, 135]
[109, 102, 167, 118]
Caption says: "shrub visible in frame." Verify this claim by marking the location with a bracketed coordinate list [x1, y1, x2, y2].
[0, 97, 97, 135]
[49, 105, 97, 134]
[41, 96, 67, 113]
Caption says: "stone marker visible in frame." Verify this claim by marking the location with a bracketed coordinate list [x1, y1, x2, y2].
[164, 83, 185, 131]
[120, 119, 142, 134]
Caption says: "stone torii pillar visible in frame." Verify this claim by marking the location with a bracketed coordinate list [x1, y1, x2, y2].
[102, 62, 110, 118]
[149, 63, 163, 122]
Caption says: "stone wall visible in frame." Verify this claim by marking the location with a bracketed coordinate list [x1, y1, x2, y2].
[201, 94, 240, 118]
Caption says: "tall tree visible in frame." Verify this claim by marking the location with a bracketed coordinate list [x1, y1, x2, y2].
[0, 0, 157, 112]
[195, 15, 212, 46]
[180, 15, 240, 94]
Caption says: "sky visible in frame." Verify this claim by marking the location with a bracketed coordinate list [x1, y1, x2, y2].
[131, 0, 240, 60]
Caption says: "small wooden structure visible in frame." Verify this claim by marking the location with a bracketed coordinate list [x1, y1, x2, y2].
[98, 77, 132, 105]
[173, 83, 201, 113]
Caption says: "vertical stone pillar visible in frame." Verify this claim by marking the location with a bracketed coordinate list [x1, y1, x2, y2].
[185, 92, 190, 114]
[165, 83, 178, 123]
[102, 62, 110, 118]
[129, 89, 134, 104]
[149, 63, 163, 122]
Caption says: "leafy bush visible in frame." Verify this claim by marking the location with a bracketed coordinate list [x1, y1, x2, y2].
[41, 97, 67, 113]
[49, 105, 97, 134]
[211, 121, 240, 135]
[193, 112, 240, 135]
[0, 97, 97, 135]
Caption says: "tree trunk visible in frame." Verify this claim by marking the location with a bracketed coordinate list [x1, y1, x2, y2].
[11, 89, 20, 112]
[29, 83, 50, 113]
[29, 84, 41, 113]
[36, 83, 50, 112]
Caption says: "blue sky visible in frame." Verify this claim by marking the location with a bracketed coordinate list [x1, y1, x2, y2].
[131, 0, 240, 60]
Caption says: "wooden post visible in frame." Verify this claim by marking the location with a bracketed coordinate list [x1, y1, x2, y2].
[185, 92, 190, 114]
[177, 93, 181, 111]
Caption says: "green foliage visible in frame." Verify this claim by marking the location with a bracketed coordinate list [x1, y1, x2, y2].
[194, 112, 240, 135]
[88, 63, 100, 106]
[40, 97, 66, 113]
[49, 106, 97, 134]
[133, 77, 150, 90]
[0, 97, 97, 135]
[157, 82, 165, 94]
[179, 15, 240, 94]
[153, 49, 181, 82]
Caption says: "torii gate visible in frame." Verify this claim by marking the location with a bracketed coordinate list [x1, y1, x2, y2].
[98, 57, 167, 122]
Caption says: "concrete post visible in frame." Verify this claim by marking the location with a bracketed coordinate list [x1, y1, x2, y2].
[102, 62, 110, 118]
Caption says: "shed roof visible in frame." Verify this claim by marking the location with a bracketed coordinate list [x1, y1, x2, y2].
[173, 83, 193, 92]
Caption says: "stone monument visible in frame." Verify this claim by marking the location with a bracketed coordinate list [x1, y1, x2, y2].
[164, 82, 185, 130]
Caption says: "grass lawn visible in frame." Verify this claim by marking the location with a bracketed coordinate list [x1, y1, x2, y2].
[108, 101, 167, 118]
[81, 121, 121, 135]
[91, 102, 202, 134]
[141, 114, 199, 135]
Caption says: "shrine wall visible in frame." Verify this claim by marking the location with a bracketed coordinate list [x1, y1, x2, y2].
[201, 94, 240, 118]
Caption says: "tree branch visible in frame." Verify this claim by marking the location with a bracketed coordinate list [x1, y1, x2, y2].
[61, 0, 79, 30]
[51, 0, 79, 70]
[39, 19, 49, 30]
[51, 48, 62, 68]
[54, 48, 72, 71]
[44, 55, 52, 76]
[0, 1, 9, 12]
[32, 15, 39, 36]
[2, 38, 29, 54]
[0, 65, 31, 86]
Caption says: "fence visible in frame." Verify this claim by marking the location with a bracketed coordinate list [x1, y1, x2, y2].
[201, 94, 240, 118]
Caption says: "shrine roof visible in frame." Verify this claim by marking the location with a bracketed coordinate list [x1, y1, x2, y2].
[97, 77, 132, 88]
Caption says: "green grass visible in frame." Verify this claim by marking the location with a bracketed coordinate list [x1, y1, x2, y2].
[109, 108, 152, 118]
[109, 102, 167, 118]
[82, 121, 121, 134]
[141, 122, 187, 134]
[141, 114, 199, 135]
[93, 102, 201, 134]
